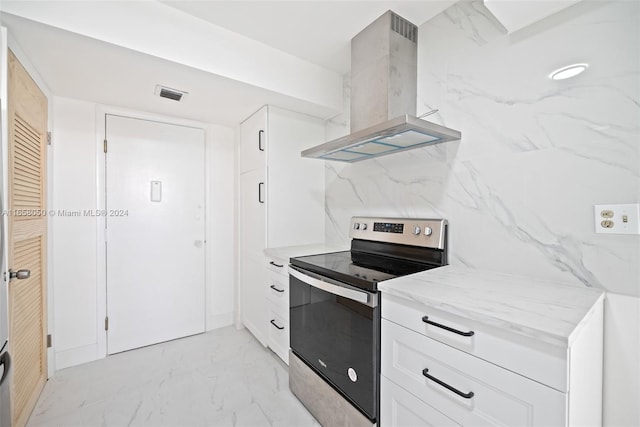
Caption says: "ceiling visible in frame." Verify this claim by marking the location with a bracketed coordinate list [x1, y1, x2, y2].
[0, 1, 455, 126]
[160, 1, 456, 74]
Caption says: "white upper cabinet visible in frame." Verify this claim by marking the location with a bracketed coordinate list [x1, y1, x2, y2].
[239, 108, 267, 174]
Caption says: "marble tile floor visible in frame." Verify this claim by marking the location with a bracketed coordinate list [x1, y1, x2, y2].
[27, 326, 320, 427]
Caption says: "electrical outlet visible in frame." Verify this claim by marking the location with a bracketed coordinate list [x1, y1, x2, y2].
[594, 203, 640, 234]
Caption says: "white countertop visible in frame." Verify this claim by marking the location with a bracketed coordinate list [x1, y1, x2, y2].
[264, 243, 348, 264]
[378, 265, 604, 347]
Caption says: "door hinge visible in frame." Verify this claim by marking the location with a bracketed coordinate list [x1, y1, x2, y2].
[103, 139, 108, 153]
[47, 334, 52, 348]
[104, 316, 109, 331]
[47, 132, 52, 146]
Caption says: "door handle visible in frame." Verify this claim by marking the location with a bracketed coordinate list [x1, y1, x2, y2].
[258, 182, 265, 204]
[9, 269, 30, 280]
[0, 351, 11, 387]
[258, 130, 265, 151]
[289, 266, 375, 307]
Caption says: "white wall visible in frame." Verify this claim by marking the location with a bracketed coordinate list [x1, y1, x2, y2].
[52, 96, 236, 369]
[51, 97, 97, 368]
[324, 1, 639, 425]
[204, 123, 236, 330]
[603, 293, 640, 426]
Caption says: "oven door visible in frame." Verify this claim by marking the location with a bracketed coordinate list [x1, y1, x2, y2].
[289, 265, 379, 421]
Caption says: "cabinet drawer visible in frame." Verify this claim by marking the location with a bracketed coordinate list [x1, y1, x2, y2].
[382, 293, 567, 392]
[267, 271, 289, 311]
[268, 304, 289, 364]
[266, 257, 287, 275]
[381, 375, 461, 427]
[382, 320, 566, 427]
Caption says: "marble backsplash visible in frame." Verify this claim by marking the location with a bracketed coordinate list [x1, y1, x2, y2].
[324, 0, 640, 296]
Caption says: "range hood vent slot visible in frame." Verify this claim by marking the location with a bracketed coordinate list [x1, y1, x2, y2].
[391, 13, 417, 42]
[301, 10, 461, 163]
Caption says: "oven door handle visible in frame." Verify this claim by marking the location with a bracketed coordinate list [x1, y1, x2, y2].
[289, 267, 374, 306]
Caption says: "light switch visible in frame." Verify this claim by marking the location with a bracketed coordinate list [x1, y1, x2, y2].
[151, 181, 162, 202]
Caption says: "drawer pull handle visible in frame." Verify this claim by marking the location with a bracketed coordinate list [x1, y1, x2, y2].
[421, 316, 474, 337]
[270, 319, 285, 330]
[269, 261, 284, 268]
[270, 284, 285, 293]
[422, 368, 475, 399]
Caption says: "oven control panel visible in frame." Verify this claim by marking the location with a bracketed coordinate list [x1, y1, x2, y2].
[372, 222, 404, 233]
[349, 217, 446, 249]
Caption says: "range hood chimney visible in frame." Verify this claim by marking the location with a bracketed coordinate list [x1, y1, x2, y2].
[302, 10, 461, 162]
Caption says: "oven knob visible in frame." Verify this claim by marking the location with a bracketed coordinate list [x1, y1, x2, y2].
[353, 222, 360, 230]
[361, 223, 367, 230]
[424, 227, 433, 236]
[413, 226, 421, 235]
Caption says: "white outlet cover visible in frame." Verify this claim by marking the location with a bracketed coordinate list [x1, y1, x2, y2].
[594, 203, 640, 234]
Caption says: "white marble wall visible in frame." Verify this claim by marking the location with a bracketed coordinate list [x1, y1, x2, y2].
[325, 0, 640, 297]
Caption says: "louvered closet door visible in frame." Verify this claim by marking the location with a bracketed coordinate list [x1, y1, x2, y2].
[7, 49, 48, 427]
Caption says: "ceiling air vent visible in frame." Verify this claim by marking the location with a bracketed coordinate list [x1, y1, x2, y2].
[154, 85, 188, 102]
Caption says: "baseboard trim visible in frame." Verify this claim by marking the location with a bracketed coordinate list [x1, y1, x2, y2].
[207, 311, 234, 331]
[54, 313, 235, 371]
[55, 343, 99, 370]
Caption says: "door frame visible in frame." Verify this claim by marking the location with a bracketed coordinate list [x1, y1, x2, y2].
[95, 105, 220, 358]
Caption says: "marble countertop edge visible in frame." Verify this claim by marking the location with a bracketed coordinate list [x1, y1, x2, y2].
[378, 265, 605, 347]
[264, 243, 349, 264]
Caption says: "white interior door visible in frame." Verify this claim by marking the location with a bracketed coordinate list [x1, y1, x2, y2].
[105, 115, 205, 355]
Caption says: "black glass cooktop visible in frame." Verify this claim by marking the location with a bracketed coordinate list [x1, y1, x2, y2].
[290, 249, 439, 292]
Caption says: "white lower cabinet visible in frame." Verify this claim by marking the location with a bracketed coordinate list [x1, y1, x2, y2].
[381, 320, 565, 426]
[266, 257, 289, 364]
[267, 303, 288, 362]
[380, 291, 604, 427]
[381, 376, 461, 427]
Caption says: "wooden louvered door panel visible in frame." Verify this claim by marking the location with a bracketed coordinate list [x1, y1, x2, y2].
[7, 49, 48, 427]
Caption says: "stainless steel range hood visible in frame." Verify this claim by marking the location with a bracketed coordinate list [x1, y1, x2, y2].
[302, 10, 461, 163]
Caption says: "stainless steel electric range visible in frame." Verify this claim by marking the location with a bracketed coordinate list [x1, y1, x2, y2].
[288, 217, 448, 426]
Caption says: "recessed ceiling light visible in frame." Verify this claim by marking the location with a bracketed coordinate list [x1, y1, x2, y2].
[549, 63, 588, 80]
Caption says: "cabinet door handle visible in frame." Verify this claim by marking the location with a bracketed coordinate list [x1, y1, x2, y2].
[270, 284, 285, 293]
[269, 261, 283, 268]
[0, 350, 11, 387]
[258, 182, 265, 204]
[258, 129, 265, 151]
[270, 319, 284, 330]
[422, 316, 474, 337]
[422, 368, 474, 399]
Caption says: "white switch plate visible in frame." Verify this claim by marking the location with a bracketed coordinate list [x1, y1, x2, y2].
[594, 203, 640, 234]
[150, 181, 162, 202]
